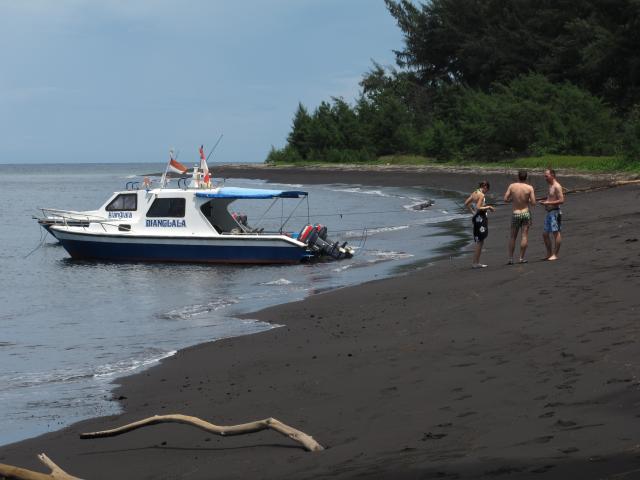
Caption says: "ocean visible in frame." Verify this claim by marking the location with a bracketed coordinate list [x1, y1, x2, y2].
[0, 163, 468, 446]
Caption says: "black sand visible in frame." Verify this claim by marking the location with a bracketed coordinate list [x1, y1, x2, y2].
[1, 166, 639, 479]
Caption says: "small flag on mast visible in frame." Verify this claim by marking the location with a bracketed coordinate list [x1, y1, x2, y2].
[200, 145, 211, 185]
[168, 151, 188, 174]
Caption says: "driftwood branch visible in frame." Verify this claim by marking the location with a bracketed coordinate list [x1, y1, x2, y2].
[80, 414, 324, 452]
[0, 453, 82, 480]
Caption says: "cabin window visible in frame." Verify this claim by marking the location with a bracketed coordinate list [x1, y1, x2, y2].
[106, 194, 137, 211]
[146, 198, 185, 217]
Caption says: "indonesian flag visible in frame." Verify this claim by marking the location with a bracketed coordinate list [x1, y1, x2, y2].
[200, 145, 211, 184]
[168, 151, 188, 174]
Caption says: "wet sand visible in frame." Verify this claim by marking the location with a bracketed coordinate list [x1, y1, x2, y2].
[1, 167, 640, 479]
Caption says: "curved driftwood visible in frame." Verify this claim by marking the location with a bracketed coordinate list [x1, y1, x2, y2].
[80, 414, 324, 452]
[0, 453, 82, 480]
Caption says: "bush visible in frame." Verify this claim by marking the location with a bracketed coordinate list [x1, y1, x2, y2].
[439, 74, 619, 160]
[265, 145, 303, 164]
[306, 148, 376, 163]
[621, 105, 640, 164]
[419, 120, 461, 161]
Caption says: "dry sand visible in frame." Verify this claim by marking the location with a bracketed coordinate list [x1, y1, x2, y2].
[1, 167, 639, 479]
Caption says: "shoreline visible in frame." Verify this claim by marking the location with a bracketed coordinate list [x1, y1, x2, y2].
[1, 167, 639, 479]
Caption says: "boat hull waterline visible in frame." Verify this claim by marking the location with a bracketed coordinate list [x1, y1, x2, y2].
[52, 229, 312, 264]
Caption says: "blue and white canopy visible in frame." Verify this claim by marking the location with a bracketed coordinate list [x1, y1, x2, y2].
[196, 187, 308, 199]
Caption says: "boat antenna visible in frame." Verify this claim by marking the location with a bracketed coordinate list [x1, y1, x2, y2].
[206, 134, 224, 162]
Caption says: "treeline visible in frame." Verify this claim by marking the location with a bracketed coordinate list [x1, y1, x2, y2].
[267, 0, 640, 164]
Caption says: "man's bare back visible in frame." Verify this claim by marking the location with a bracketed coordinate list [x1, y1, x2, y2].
[504, 170, 536, 263]
[504, 182, 535, 212]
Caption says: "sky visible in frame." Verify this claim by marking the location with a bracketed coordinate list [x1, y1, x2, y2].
[0, 1, 404, 165]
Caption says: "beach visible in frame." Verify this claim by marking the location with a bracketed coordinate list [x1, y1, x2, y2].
[1, 166, 639, 479]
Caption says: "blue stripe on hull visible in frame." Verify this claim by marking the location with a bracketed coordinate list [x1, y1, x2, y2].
[59, 238, 308, 264]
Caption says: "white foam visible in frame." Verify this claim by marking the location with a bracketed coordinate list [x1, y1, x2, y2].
[262, 278, 292, 286]
[93, 350, 177, 379]
[369, 250, 415, 261]
[332, 264, 353, 272]
[0, 348, 177, 389]
[158, 298, 238, 320]
[330, 187, 393, 198]
[414, 212, 469, 225]
[343, 225, 410, 238]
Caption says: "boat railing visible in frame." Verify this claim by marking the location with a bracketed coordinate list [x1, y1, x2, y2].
[39, 208, 107, 222]
[38, 209, 125, 232]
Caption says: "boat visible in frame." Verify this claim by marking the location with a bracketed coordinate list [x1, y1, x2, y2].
[34, 177, 354, 264]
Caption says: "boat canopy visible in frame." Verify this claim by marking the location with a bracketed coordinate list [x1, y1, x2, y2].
[196, 187, 308, 199]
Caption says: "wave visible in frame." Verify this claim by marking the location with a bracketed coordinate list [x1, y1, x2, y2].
[93, 350, 177, 379]
[415, 212, 469, 225]
[330, 187, 394, 198]
[332, 264, 353, 272]
[261, 278, 292, 286]
[0, 349, 176, 390]
[367, 250, 415, 262]
[157, 298, 239, 320]
[342, 225, 410, 238]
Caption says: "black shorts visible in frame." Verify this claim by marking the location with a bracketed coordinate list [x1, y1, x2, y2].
[473, 211, 488, 243]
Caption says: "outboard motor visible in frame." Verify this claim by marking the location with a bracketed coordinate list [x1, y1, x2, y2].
[297, 223, 354, 260]
[298, 224, 319, 246]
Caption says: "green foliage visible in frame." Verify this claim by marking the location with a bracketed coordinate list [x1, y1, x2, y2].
[267, 1, 636, 170]
[621, 105, 640, 163]
[385, 0, 640, 110]
[420, 120, 461, 162]
[265, 145, 303, 164]
[415, 74, 619, 161]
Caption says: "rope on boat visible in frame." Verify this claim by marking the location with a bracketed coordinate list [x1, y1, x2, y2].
[24, 223, 49, 258]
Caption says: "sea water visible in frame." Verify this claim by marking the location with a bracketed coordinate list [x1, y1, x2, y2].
[0, 163, 468, 445]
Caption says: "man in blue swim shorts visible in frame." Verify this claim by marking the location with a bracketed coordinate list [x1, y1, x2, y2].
[539, 169, 565, 261]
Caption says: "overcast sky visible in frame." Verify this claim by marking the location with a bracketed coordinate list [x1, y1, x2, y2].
[0, 1, 403, 165]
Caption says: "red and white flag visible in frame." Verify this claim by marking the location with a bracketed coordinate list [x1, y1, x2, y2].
[168, 152, 188, 174]
[200, 145, 211, 184]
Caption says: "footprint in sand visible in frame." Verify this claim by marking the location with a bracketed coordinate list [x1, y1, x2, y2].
[606, 378, 632, 384]
[554, 419, 577, 427]
[484, 466, 523, 476]
[422, 432, 447, 440]
[559, 446, 580, 454]
[454, 394, 472, 401]
[457, 411, 477, 418]
[530, 465, 555, 474]
[516, 435, 554, 446]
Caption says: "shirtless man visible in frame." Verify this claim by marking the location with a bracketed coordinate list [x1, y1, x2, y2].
[504, 170, 536, 264]
[539, 168, 564, 260]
